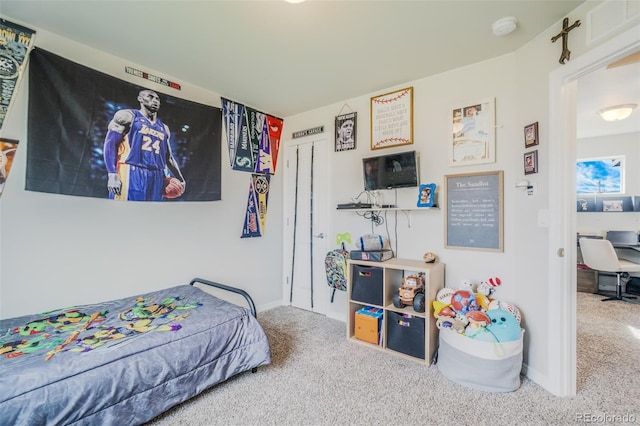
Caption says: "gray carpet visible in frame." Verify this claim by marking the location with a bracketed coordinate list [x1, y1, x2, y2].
[149, 292, 640, 425]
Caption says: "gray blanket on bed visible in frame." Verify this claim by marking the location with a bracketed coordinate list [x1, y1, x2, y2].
[0, 284, 271, 425]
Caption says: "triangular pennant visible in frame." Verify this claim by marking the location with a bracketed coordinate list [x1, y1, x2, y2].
[241, 177, 261, 238]
[256, 117, 273, 174]
[232, 107, 255, 172]
[253, 173, 270, 233]
[221, 97, 243, 167]
[266, 115, 283, 173]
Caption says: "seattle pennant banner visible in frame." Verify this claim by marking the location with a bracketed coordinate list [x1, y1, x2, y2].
[0, 19, 36, 130]
[241, 174, 271, 238]
[221, 97, 283, 175]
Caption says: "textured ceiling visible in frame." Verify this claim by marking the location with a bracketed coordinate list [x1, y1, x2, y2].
[2, 0, 586, 118]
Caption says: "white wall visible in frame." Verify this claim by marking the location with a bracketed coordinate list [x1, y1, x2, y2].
[283, 1, 640, 394]
[576, 132, 640, 235]
[0, 24, 283, 318]
[2, 1, 637, 395]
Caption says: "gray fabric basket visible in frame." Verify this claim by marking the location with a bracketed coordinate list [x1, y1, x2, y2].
[437, 328, 524, 393]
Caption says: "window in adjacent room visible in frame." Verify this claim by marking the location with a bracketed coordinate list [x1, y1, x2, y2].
[576, 155, 625, 194]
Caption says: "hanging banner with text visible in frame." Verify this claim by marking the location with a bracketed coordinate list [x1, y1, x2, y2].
[444, 170, 503, 252]
[27, 48, 222, 201]
[221, 97, 283, 175]
[0, 19, 36, 130]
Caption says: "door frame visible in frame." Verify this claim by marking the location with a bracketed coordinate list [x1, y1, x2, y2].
[547, 26, 640, 397]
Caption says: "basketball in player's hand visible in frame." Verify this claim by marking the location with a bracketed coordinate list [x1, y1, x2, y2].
[163, 177, 184, 199]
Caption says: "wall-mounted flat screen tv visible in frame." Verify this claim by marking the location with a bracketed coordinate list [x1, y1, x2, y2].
[363, 150, 419, 191]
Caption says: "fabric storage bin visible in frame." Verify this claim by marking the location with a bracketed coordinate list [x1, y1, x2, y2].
[354, 306, 383, 345]
[351, 265, 383, 306]
[437, 328, 524, 392]
[386, 311, 425, 359]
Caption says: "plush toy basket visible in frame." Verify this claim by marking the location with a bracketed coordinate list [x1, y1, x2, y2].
[437, 328, 524, 392]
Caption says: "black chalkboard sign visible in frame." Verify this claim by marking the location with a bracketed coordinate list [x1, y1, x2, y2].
[445, 171, 503, 252]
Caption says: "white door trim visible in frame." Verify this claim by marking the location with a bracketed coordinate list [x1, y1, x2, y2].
[547, 26, 640, 397]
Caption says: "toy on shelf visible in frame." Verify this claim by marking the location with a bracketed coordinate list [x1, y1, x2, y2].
[393, 273, 426, 312]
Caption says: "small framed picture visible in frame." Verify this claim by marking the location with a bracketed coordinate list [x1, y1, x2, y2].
[417, 183, 436, 207]
[524, 122, 539, 148]
[335, 112, 357, 152]
[524, 150, 538, 175]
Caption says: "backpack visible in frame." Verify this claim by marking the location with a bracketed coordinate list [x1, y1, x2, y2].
[325, 244, 349, 303]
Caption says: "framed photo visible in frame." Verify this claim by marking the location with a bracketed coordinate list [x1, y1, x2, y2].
[417, 183, 436, 207]
[524, 122, 539, 148]
[450, 97, 495, 166]
[370, 87, 413, 150]
[335, 112, 357, 152]
[524, 150, 538, 175]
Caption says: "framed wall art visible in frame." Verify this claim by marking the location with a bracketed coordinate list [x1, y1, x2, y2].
[370, 87, 413, 150]
[335, 112, 357, 152]
[450, 97, 495, 166]
[524, 122, 539, 148]
[444, 170, 504, 252]
[524, 150, 538, 175]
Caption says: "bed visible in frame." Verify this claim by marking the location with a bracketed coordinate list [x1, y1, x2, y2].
[0, 278, 271, 425]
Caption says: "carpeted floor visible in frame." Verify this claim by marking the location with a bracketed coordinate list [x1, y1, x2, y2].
[148, 292, 640, 425]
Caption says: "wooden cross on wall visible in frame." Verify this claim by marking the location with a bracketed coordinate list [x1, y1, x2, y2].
[551, 17, 581, 64]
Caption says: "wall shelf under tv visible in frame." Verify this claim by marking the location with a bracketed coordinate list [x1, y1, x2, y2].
[338, 206, 439, 227]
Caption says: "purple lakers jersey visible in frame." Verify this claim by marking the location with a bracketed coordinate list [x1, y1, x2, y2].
[117, 110, 170, 170]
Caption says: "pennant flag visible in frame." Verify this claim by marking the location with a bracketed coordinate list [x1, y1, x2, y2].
[266, 115, 283, 173]
[241, 174, 271, 238]
[248, 108, 266, 173]
[255, 114, 274, 174]
[0, 19, 36, 130]
[222, 97, 283, 174]
[221, 97, 243, 167]
[0, 138, 19, 197]
[233, 106, 255, 172]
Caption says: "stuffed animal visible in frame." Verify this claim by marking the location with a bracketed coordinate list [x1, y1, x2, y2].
[488, 300, 522, 324]
[436, 287, 456, 305]
[450, 290, 479, 315]
[459, 279, 474, 292]
[464, 310, 491, 338]
[477, 277, 501, 297]
[474, 309, 521, 342]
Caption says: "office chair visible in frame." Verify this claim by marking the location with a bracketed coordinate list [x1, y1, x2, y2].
[579, 237, 640, 304]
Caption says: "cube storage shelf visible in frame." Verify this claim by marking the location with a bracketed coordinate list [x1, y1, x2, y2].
[346, 257, 445, 365]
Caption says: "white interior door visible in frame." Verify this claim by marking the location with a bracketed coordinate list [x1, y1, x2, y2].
[282, 138, 329, 314]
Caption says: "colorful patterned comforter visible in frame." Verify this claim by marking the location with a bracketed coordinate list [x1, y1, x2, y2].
[0, 284, 271, 425]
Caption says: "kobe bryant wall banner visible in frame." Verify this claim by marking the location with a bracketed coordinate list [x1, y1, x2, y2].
[27, 48, 222, 202]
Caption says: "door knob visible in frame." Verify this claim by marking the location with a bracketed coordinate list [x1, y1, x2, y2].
[314, 233, 325, 239]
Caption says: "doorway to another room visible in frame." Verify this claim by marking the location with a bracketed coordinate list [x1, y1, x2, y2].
[548, 26, 640, 397]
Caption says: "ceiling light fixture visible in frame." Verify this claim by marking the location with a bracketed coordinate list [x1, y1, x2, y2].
[285, 0, 306, 3]
[598, 104, 637, 122]
[492, 17, 517, 36]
